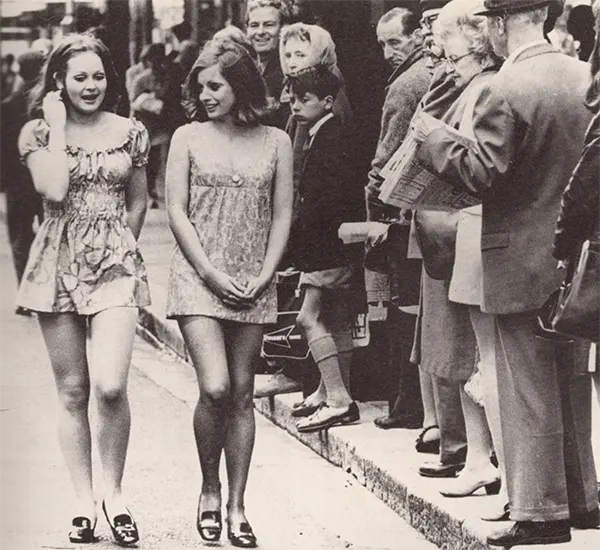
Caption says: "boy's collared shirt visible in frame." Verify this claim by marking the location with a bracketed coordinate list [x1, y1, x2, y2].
[307, 112, 334, 149]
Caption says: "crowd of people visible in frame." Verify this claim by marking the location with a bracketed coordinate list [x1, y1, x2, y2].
[0, 0, 598, 548]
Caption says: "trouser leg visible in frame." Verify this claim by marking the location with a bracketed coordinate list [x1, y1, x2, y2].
[432, 374, 467, 463]
[494, 311, 570, 520]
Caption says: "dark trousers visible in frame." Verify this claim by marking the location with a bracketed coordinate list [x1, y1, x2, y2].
[431, 373, 467, 463]
[494, 311, 597, 520]
[386, 306, 423, 419]
[5, 188, 43, 283]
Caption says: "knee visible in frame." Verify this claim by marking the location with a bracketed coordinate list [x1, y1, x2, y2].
[95, 383, 128, 407]
[201, 383, 231, 406]
[58, 382, 90, 413]
[230, 386, 254, 413]
[296, 310, 318, 336]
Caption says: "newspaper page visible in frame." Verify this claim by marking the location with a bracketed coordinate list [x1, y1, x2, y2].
[379, 112, 481, 212]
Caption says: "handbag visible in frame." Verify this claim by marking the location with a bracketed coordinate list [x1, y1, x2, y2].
[537, 238, 599, 342]
[414, 210, 460, 280]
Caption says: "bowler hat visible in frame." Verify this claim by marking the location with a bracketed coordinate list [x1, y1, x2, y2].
[419, 0, 451, 13]
[475, 0, 550, 16]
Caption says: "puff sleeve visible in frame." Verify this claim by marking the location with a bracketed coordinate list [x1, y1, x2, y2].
[129, 119, 150, 167]
[18, 119, 50, 161]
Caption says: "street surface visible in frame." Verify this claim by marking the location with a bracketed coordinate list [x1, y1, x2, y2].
[0, 221, 437, 550]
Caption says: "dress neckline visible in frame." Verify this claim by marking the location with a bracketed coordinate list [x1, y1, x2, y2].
[55, 119, 139, 156]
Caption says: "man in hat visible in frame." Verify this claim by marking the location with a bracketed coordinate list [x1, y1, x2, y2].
[0, 49, 46, 315]
[416, 0, 598, 545]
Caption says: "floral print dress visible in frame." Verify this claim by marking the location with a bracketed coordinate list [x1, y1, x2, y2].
[16, 118, 151, 314]
[166, 122, 278, 324]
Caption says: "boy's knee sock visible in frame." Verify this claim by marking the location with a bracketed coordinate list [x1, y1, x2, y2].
[308, 334, 352, 406]
[332, 330, 353, 395]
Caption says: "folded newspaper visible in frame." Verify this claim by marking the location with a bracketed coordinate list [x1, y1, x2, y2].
[379, 112, 481, 212]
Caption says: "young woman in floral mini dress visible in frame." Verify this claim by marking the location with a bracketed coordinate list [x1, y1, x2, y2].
[18, 34, 150, 546]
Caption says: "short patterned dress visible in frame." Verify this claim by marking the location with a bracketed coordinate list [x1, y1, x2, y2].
[16, 118, 151, 314]
[167, 122, 279, 324]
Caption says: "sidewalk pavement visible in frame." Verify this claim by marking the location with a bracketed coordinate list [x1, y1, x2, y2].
[1, 197, 599, 550]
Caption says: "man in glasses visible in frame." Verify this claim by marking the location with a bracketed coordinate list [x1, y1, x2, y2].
[416, 0, 598, 545]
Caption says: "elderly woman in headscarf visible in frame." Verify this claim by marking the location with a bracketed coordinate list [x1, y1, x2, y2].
[411, 0, 506, 508]
[278, 22, 365, 420]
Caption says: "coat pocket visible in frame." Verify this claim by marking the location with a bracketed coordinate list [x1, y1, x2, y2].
[481, 232, 509, 251]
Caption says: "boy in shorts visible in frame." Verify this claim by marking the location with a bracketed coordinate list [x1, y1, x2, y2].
[286, 65, 360, 432]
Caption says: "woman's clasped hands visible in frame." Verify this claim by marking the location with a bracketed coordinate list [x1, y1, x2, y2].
[205, 269, 270, 309]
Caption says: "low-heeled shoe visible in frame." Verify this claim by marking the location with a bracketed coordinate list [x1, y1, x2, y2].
[102, 501, 139, 547]
[440, 474, 501, 497]
[228, 521, 257, 548]
[297, 402, 360, 433]
[69, 516, 98, 544]
[415, 425, 440, 454]
[374, 413, 423, 430]
[487, 520, 571, 547]
[419, 461, 465, 478]
[291, 400, 323, 418]
[197, 510, 222, 542]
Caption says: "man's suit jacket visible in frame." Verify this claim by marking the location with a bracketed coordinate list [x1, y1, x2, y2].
[419, 43, 592, 314]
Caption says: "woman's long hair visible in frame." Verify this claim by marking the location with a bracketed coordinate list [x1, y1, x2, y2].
[181, 39, 272, 125]
[28, 33, 120, 119]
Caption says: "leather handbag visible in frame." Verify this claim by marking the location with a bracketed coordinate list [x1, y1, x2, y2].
[413, 210, 460, 280]
[537, 237, 599, 342]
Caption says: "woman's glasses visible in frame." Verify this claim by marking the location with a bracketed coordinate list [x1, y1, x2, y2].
[445, 51, 475, 70]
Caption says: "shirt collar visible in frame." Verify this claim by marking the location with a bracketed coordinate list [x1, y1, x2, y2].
[502, 40, 549, 69]
[308, 112, 334, 142]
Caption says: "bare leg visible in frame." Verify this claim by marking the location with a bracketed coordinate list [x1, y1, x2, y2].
[38, 313, 95, 521]
[296, 286, 352, 407]
[179, 316, 230, 516]
[459, 385, 494, 471]
[223, 323, 264, 525]
[469, 306, 509, 509]
[89, 306, 138, 518]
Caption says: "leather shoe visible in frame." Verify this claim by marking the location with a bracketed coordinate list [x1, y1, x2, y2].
[439, 466, 500, 497]
[374, 413, 422, 430]
[487, 520, 571, 547]
[253, 370, 301, 398]
[419, 461, 465, 478]
[297, 402, 360, 433]
[570, 507, 600, 529]
[291, 400, 323, 418]
[415, 425, 440, 454]
[482, 503, 511, 522]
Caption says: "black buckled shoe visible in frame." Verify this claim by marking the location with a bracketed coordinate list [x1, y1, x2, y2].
[228, 521, 257, 548]
[68, 516, 98, 544]
[102, 501, 139, 547]
[197, 510, 222, 542]
[487, 520, 571, 547]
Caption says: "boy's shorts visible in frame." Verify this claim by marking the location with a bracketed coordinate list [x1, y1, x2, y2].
[298, 265, 354, 290]
[298, 265, 355, 332]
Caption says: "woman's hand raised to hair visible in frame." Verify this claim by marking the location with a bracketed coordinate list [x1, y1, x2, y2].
[43, 91, 67, 129]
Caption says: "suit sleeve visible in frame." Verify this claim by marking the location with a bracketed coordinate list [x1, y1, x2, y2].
[553, 120, 600, 260]
[366, 83, 420, 221]
[418, 83, 516, 197]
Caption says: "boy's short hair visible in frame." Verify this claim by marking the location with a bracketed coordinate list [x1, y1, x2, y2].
[286, 64, 341, 100]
